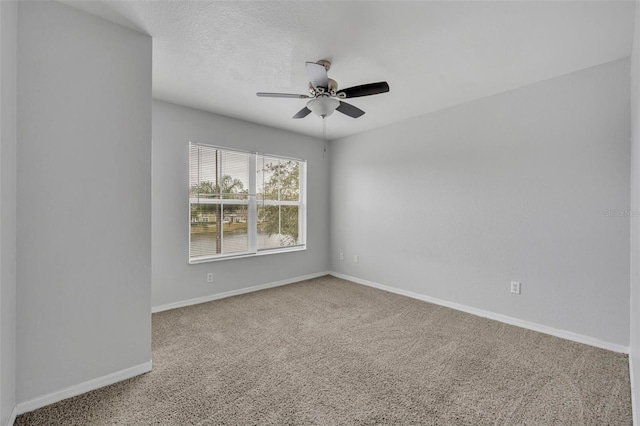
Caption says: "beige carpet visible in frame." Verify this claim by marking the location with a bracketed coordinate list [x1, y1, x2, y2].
[16, 275, 632, 425]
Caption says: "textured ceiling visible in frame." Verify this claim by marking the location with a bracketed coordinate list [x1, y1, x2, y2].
[64, 1, 635, 140]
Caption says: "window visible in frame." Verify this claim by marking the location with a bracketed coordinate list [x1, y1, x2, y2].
[189, 143, 306, 262]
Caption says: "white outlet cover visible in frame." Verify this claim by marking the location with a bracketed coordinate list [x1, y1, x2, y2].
[510, 281, 521, 294]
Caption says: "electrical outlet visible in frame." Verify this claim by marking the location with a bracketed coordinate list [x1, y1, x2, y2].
[339, 252, 344, 261]
[510, 281, 521, 294]
[207, 273, 214, 283]
[354, 255, 359, 263]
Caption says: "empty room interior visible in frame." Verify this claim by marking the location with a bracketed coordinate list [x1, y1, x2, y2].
[4, 0, 640, 424]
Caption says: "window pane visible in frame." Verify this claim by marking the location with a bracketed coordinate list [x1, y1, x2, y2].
[256, 205, 300, 249]
[190, 145, 249, 201]
[222, 204, 248, 254]
[257, 205, 280, 250]
[257, 156, 278, 201]
[220, 150, 249, 200]
[190, 203, 249, 257]
[190, 203, 222, 257]
[279, 161, 300, 202]
[280, 205, 299, 246]
[257, 156, 300, 202]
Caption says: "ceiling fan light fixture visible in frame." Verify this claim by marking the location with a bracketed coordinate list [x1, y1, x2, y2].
[307, 96, 340, 118]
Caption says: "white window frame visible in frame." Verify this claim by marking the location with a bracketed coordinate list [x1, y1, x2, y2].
[189, 142, 307, 263]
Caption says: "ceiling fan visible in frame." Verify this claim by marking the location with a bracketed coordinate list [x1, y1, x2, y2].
[257, 60, 390, 120]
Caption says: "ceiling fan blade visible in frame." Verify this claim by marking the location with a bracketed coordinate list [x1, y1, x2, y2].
[336, 101, 365, 118]
[292, 107, 312, 119]
[306, 62, 328, 89]
[256, 92, 310, 99]
[339, 82, 390, 99]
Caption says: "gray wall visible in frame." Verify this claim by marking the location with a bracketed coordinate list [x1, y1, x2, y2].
[152, 100, 330, 309]
[0, 1, 17, 423]
[630, 1, 640, 420]
[330, 59, 631, 347]
[17, 1, 152, 403]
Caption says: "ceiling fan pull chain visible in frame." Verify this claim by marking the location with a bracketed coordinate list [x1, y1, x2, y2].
[323, 116, 327, 141]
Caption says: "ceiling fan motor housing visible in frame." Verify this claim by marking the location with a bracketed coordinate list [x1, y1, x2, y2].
[309, 78, 338, 96]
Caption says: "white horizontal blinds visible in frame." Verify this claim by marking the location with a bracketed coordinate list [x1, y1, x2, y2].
[189, 144, 250, 259]
[219, 150, 249, 201]
[189, 146, 249, 200]
[256, 155, 302, 250]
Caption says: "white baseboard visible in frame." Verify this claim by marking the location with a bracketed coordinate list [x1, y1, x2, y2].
[5, 406, 16, 426]
[152, 271, 331, 313]
[330, 271, 629, 354]
[15, 360, 152, 416]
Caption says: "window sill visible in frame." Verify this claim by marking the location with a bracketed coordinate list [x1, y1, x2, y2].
[188, 245, 306, 264]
